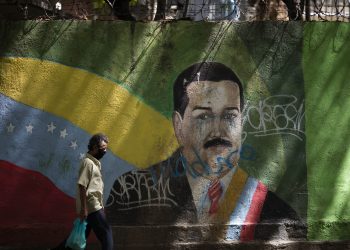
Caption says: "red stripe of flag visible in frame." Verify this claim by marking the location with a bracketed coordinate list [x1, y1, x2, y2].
[0, 160, 76, 246]
[240, 181, 268, 241]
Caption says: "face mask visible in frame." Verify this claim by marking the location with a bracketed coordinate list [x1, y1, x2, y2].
[95, 149, 106, 160]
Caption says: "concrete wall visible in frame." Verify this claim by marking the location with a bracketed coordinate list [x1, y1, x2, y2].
[0, 21, 349, 248]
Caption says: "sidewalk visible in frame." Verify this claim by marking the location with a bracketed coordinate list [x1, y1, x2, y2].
[1, 241, 350, 250]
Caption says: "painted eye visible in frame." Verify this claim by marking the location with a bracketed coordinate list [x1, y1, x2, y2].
[198, 114, 209, 120]
[223, 113, 237, 120]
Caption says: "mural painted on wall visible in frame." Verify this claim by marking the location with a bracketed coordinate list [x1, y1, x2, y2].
[1, 21, 349, 246]
[106, 61, 306, 241]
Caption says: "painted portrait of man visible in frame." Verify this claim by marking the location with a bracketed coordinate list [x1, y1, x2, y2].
[171, 62, 244, 221]
[106, 62, 306, 240]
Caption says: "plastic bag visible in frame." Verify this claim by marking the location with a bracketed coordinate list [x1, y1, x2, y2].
[65, 218, 88, 250]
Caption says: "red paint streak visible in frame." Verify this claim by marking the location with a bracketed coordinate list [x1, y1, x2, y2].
[240, 181, 268, 241]
[0, 160, 76, 246]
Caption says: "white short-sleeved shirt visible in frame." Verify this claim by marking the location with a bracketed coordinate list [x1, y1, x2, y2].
[76, 153, 104, 214]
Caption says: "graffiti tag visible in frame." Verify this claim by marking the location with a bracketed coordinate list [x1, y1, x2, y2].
[106, 170, 178, 209]
[243, 95, 305, 141]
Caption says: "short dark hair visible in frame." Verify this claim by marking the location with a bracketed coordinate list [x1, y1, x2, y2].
[173, 62, 244, 117]
[88, 133, 109, 151]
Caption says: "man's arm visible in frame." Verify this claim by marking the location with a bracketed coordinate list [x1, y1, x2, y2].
[79, 184, 88, 221]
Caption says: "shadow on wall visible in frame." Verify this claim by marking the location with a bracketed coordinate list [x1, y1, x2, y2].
[304, 22, 350, 240]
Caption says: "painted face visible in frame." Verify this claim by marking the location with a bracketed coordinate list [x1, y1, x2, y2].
[173, 80, 242, 177]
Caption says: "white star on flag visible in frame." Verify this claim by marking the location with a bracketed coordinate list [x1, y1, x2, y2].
[60, 129, 68, 139]
[26, 123, 34, 134]
[47, 122, 56, 134]
[7, 123, 15, 133]
[79, 153, 85, 160]
[70, 140, 78, 150]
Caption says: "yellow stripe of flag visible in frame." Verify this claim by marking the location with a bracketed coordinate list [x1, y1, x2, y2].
[216, 168, 248, 222]
[0, 57, 178, 168]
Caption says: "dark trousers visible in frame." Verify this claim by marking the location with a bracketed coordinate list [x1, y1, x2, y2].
[53, 209, 113, 250]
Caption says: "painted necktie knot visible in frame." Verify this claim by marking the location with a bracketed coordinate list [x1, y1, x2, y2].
[208, 179, 223, 215]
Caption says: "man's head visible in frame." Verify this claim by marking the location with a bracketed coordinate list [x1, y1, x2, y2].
[88, 133, 109, 160]
[172, 62, 244, 176]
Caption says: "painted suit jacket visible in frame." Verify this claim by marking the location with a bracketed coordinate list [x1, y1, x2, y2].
[106, 150, 306, 241]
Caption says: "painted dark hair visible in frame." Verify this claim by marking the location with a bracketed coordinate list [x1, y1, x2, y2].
[88, 133, 109, 151]
[173, 62, 244, 117]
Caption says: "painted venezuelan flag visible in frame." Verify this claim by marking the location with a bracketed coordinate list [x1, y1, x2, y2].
[0, 57, 178, 245]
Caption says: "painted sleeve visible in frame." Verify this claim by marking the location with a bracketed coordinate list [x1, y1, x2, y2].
[77, 159, 93, 188]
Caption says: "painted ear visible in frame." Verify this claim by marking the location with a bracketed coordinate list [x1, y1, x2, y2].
[172, 111, 184, 145]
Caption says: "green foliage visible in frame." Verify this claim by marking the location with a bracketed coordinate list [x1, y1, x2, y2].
[92, 0, 106, 9]
[129, 0, 138, 7]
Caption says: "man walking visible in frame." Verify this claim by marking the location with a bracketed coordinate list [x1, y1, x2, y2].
[53, 133, 113, 250]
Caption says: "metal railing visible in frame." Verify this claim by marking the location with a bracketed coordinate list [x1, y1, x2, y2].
[307, 0, 350, 21]
[0, 0, 349, 21]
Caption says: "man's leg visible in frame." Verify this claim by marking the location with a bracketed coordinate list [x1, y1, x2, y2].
[87, 209, 113, 250]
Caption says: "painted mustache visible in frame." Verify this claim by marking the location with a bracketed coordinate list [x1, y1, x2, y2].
[204, 138, 232, 149]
